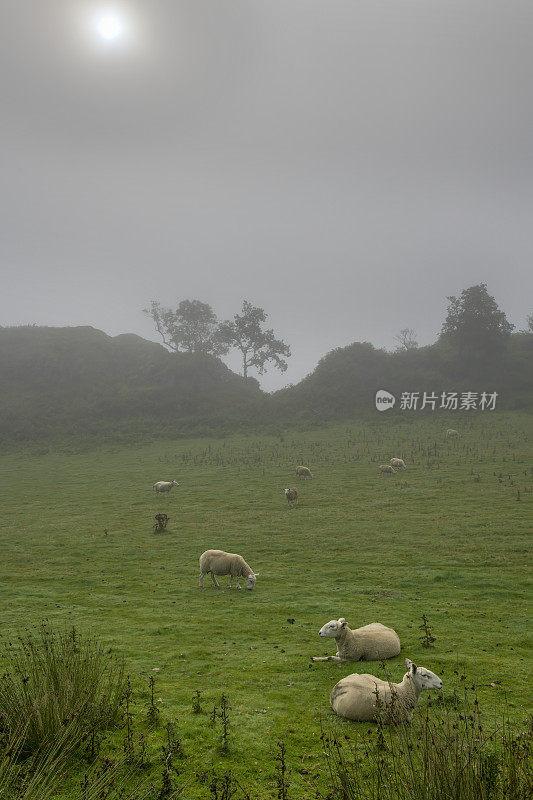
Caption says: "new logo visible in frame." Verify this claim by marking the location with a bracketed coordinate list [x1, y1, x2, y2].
[375, 389, 396, 411]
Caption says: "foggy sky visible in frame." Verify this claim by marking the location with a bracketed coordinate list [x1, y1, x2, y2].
[1, 1, 532, 390]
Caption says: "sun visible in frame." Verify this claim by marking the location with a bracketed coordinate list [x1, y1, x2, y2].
[80, 6, 142, 52]
[97, 14, 123, 41]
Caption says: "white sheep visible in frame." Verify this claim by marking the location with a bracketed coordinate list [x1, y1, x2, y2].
[199, 549, 258, 590]
[284, 487, 299, 506]
[311, 618, 401, 663]
[296, 466, 313, 479]
[330, 658, 442, 724]
[446, 429, 460, 438]
[379, 464, 396, 474]
[153, 480, 180, 494]
[390, 458, 406, 470]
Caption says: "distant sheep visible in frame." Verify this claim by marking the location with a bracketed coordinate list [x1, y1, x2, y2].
[390, 458, 406, 470]
[284, 488, 299, 506]
[330, 658, 442, 724]
[312, 618, 400, 663]
[153, 480, 180, 493]
[199, 549, 258, 590]
[446, 429, 460, 438]
[296, 466, 313, 479]
[379, 464, 396, 475]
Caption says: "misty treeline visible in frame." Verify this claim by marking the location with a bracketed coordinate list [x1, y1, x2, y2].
[142, 283, 531, 412]
[144, 299, 290, 378]
[146, 284, 527, 374]
[0, 284, 531, 447]
[275, 283, 531, 418]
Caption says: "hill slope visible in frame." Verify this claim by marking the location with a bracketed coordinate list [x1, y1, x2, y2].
[1, 326, 531, 447]
[274, 335, 533, 419]
[0, 326, 268, 445]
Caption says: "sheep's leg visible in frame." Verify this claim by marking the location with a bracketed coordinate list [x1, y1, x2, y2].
[199, 572, 204, 588]
[227, 576, 232, 588]
[210, 573, 220, 588]
[311, 655, 343, 662]
[235, 578, 242, 590]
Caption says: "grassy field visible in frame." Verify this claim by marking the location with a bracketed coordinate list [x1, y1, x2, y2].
[0, 412, 531, 797]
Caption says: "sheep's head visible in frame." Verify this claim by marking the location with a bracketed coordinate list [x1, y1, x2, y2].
[318, 618, 347, 638]
[245, 572, 258, 590]
[172, 481, 180, 487]
[405, 658, 442, 691]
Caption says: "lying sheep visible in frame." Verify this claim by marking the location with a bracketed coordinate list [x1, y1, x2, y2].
[330, 658, 442, 724]
[311, 618, 400, 662]
[379, 464, 396, 474]
[446, 429, 460, 438]
[390, 458, 406, 470]
[296, 466, 313, 479]
[199, 549, 258, 590]
[284, 488, 298, 506]
[153, 480, 180, 493]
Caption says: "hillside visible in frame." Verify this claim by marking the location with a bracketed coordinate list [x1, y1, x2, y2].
[274, 334, 533, 420]
[1, 325, 531, 447]
[0, 326, 268, 445]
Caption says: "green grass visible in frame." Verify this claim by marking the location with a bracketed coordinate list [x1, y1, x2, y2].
[0, 412, 531, 797]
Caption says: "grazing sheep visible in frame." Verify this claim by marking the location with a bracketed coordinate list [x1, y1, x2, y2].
[284, 488, 299, 506]
[296, 466, 313, 479]
[153, 480, 180, 494]
[379, 464, 396, 474]
[199, 549, 258, 590]
[390, 458, 406, 470]
[311, 618, 400, 663]
[330, 658, 442, 724]
[446, 429, 460, 438]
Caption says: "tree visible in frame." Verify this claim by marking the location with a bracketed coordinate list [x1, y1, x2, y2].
[218, 301, 291, 378]
[394, 328, 418, 351]
[143, 299, 228, 357]
[440, 284, 514, 362]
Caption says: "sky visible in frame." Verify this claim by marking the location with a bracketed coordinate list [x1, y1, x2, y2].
[1, 1, 532, 390]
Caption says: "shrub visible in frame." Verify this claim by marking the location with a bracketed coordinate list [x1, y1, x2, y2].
[0, 625, 125, 756]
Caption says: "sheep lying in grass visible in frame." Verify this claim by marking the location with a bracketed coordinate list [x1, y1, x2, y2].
[284, 488, 298, 506]
[446, 429, 460, 438]
[379, 464, 396, 474]
[311, 619, 400, 663]
[199, 549, 258, 590]
[390, 458, 406, 470]
[330, 658, 442, 724]
[296, 466, 313, 479]
[153, 480, 180, 494]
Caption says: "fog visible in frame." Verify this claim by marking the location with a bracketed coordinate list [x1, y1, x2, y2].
[1, 1, 532, 389]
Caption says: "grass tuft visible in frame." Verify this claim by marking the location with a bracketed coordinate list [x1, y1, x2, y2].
[322, 691, 532, 800]
[0, 625, 125, 757]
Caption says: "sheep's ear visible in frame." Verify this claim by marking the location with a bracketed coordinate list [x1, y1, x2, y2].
[406, 658, 417, 674]
[338, 618, 346, 626]
[405, 658, 413, 670]
[254, 572, 259, 577]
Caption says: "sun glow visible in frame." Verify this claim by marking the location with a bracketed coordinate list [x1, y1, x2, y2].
[97, 15, 123, 41]
[75, 4, 145, 55]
